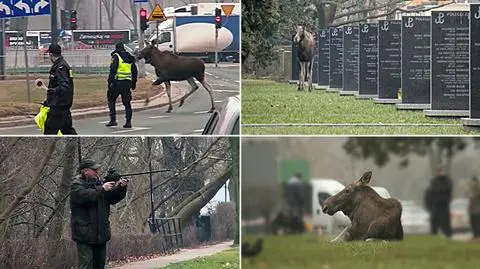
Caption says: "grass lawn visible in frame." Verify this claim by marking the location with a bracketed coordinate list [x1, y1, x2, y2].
[161, 247, 239, 269]
[241, 79, 480, 135]
[0, 76, 162, 117]
[242, 234, 480, 269]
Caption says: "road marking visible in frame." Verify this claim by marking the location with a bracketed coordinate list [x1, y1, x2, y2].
[0, 124, 37, 131]
[193, 111, 210, 114]
[149, 115, 170, 119]
[205, 72, 213, 76]
[99, 120, 110, 124]
[214, 89, 239, 93]
[234, 80, 240, 83]
[111, 127, 151, 134]
[192, 129, 204, 132]
[214, 100, 224, 103]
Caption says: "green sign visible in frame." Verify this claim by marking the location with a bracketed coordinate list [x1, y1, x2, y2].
[277, 159, 310, 183]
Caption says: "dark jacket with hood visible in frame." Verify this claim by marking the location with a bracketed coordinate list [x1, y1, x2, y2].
[70, 174, 127, 244]
[45, 56, 74, 110]
[108, 49, 138, 88]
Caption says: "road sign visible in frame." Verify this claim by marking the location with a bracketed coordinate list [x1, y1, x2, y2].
[134, 0, 148, 3]
[148, 3, 166, 22]
[0, 0, 51, 19]
[221, 4, 235, 16]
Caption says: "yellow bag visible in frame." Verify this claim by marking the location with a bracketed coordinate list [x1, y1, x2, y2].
[34, 105, 62, 136]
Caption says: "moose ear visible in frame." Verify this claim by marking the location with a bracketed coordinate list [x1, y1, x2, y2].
[358, 171, 372, 185]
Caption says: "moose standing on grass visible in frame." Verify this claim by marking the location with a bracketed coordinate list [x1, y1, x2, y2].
[322, 171, 404, 241]
[136, 43, 216, 113]
[293, 25, 314, 92]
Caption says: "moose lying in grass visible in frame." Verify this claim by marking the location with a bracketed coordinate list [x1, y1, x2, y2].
[322, 171, 403, 242]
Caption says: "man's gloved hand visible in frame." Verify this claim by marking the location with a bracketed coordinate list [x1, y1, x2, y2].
[132, 83, 136, 91]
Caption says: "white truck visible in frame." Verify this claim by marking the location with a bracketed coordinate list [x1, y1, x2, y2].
[148, 14, 240, 63]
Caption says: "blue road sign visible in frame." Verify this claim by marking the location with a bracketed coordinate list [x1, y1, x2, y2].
[134, 0, 148, 3]
[0, 0, 51, 19]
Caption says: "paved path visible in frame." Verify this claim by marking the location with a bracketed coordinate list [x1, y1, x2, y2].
[112, 241, 234, 269]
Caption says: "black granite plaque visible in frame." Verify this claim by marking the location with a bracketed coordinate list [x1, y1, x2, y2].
[359, 23, 378, 96]
[378, 20, 401, 99]
[317, 29, 330, 86]
[431, 11, 469, 110]
[471, 5, 480, 118]
[329, 27, 344, 89]
[343, 25, 359, 92]
[401, 16, 431, 104]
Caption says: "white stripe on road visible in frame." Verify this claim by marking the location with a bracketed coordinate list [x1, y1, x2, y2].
[234, 81, 240, 83]
[111, 127, 151, 134]
[192, 129, 204, 132]
[214, 100, 224, 103]
[149, 116, 170, 119]
[99, 120, 110, 124]
[193, 111, 210, 114]
[214, 89, 239, 93]
[205, 72, 213, 76]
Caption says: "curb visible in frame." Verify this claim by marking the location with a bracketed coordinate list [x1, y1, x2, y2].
[0, 86, 187, 128]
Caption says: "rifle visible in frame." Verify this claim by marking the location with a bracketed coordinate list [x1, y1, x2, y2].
[104, 168, 170, 183]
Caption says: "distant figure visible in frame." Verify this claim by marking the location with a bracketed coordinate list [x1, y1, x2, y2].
[468, 176, 480, 240]
[425, 166, 453, 238]
[285, 172, 305, 215]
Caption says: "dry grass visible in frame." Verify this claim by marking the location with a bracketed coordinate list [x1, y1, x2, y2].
[0, 76, 163, 117]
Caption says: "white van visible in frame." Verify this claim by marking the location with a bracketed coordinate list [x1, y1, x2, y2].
[311, 178, 392, 234]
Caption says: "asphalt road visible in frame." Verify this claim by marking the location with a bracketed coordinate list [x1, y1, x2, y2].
[0, 64, 239, 135]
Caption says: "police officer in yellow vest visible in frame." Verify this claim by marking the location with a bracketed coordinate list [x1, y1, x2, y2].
[106, 42, 138, 128]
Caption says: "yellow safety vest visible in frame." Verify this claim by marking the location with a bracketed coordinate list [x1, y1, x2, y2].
[115, 53, 132, 80]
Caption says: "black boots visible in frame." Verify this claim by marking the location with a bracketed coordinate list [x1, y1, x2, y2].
[123, 121, 132, 129]
[105, 120, 117, 127]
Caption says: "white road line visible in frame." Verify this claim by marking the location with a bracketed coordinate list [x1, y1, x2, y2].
[99, 120, 110, 124]
[205, 72, 213, 76]
[193, 111, 210, 114]
[111, 127, 151, 134]
[192, 129, 204, 132]
[214, 89, 239, 93]
[234, 81, 240, 83]
[149, 116, 170, 119]
[214, 100, 224, 103]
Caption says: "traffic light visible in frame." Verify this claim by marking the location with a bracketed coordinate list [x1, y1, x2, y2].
[70, 10, 78, 30]
[61, 10, 77, 30]
[140, 8, 148, 32]
[215, 8, 222, 29]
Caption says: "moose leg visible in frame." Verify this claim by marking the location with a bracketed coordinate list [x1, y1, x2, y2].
[308, 60, 313, 92]
[179, 77, 199, 107]
[199, 78, 216, 113]
[362, 218, 389, 241]
[165, 81, 173, 113]
[330, 226, 349, 242]
[298, 62, 304, 91]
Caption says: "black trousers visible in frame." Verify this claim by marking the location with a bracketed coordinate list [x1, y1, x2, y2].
[77, 242, 107, 269]
[107, 80, 132, 122]
[44, 108, 77, 135]
[430, 206, 452, 238]
[470, 213, 480, 238]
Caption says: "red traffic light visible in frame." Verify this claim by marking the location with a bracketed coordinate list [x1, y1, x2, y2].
[215, 16, 221, 22]
[70, 17, 77, 23]
[140, 9, 147, 17]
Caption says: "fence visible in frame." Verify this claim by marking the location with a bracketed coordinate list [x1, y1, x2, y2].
[152, 217, 183, 255]
[243, 45, 293, 82]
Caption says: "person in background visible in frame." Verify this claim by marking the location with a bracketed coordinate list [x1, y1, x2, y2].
[425, 166, 453, 238]
[468, 176, 480, 240]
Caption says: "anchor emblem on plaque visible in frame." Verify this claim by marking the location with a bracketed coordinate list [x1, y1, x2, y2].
[345, 26, 352, 35]
[319, 30, 326, 38]
[475, 6, 480, 20]
[380, 21, 389, 31]
[361, 24, 369, 33]
[332, 28, 338, 37]
[405, 17, 414, 28]
[435, 12, 445, 24]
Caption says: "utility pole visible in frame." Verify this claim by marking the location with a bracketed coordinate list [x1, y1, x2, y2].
[51, 0, 57, 44]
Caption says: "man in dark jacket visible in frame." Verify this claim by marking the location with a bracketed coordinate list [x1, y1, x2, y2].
[425, 166, 453, 238]
[41, 44, 77, 135]
[106, 42, 138, 128]
[70, 159, 128, 269]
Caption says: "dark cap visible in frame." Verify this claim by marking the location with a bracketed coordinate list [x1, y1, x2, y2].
[115, 41, 125, 50]
[48, 43, 62, 55]
[79, 159, 101, 170]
